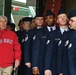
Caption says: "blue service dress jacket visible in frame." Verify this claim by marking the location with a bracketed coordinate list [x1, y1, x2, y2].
[45, 28, 69, 75]
[57, 29, 76, 75]
[23, 28, 43, 75]
[32, 26, 55, 75]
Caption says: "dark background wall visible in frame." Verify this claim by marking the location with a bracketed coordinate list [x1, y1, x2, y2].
[36, 0, 45, 14]
[4, 0, 11, 22]
[37, 0, 76, 15]
[61, 0, 76, 14]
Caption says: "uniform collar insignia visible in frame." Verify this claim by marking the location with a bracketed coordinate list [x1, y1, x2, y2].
[68, 43, 72, 49]
[58, 40, 62, 46]
[46, 40, 50, 45]
[64, 40, 69, 46]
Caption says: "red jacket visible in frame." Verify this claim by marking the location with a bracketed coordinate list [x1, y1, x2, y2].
[0, 29, 21, 68]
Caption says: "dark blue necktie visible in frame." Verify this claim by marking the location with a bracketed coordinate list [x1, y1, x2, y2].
[50, 28, 53, 31]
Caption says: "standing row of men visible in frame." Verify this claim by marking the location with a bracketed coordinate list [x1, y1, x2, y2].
[17, 9, 65, 75]
[0, 9, 76, 75]
[20, 9, 76, 75]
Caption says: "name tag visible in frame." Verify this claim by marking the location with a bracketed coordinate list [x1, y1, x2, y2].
[55, 38, 60, 41]
[41, 36, 47, 38]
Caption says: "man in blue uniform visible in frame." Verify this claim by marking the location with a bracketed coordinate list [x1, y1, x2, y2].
[44, 10, 57, 34]
[23, 13, 44, 75]
[44, 10, 69, 75]
[68, 10, 76, 75]
[16, 17, 32, 44]
[57, 9, 76, 75]
[16, 17, 32, 75]
[32, 10, 56, 75]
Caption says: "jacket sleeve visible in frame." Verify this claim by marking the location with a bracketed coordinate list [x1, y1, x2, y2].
[57, 34, 67, 74]
[57, 39, 64, 74]
[45, 35, 54, 70]
[32, 34, 40, 68]
[13, 33, 22, 61]
[23, 33, 32, 63]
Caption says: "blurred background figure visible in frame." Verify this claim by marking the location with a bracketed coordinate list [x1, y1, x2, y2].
[16, 19, 24, 44]
[7, 22, 15, 32]
[18, 19, 24, 31]
[31, 18, 36, 29]
[21, 17, 32, 31]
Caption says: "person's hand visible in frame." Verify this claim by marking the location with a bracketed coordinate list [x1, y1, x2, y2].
[25, 62, 31, 68]
[15, 60, 20, 68]
[44, 70, 52, 75]
[59, 73, 63, 75]
[32, 67, 39, 75]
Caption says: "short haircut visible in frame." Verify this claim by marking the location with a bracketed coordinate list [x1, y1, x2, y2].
[0, 16, 8, 22]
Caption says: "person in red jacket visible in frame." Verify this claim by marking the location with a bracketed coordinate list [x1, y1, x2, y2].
[0, 16, 21, 75]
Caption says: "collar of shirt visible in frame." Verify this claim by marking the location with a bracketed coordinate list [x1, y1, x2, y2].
[37, 27, 42, 29]
[0, 29, 7, 33]
[47, 25, 56, 32]
[60, 27, 69, 34]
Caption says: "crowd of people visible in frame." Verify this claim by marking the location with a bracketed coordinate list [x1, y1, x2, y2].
[0, 9, 76, 75]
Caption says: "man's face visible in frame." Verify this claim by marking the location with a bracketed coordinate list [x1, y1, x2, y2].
[57, 14, 68, 26]
[22, 21, 31, 30]
[46, 15, 55, 26]
[19, 22, 24, 30]
[0, 17, 7, 30]
[69, 17, 76, 29]
[35, 17, 44, 27]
